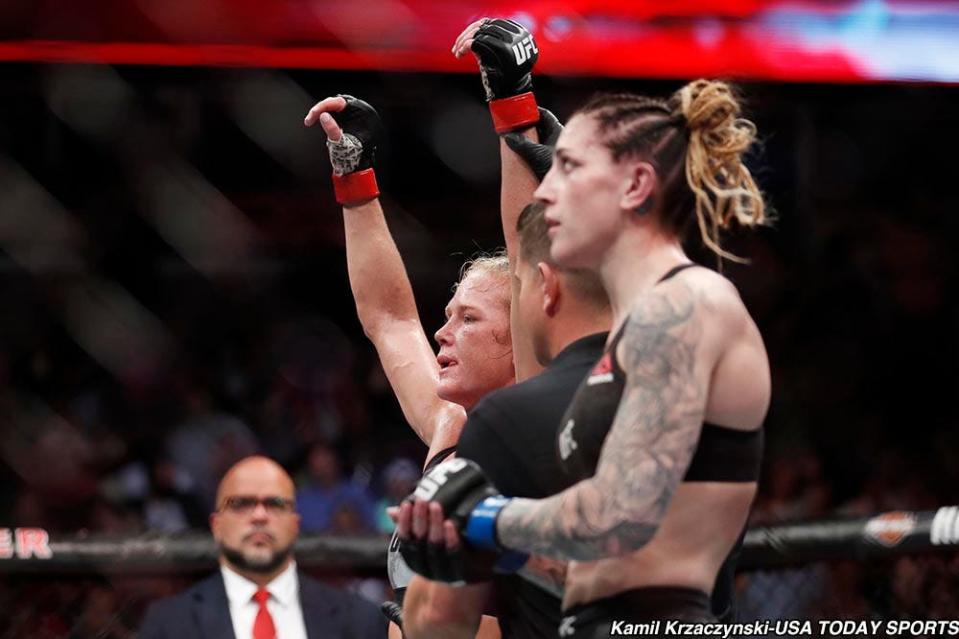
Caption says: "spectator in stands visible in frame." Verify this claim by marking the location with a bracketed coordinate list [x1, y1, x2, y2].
[373, 458, 418, 534]
[139, 455, 384, 639]
[295, 442, 376, 533]
[143, 456, 207, 532]
[166, 387, 260, 511]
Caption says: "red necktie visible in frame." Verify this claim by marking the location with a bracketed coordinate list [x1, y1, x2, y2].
[252, 588, 276, 639]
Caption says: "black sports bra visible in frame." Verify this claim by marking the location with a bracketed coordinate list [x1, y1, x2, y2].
[557, 263, 763, 483]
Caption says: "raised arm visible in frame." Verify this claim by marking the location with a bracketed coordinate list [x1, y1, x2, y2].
[454, 18, 541, 263]
[342, 198, 466, 457]
[305, 96, 465, 458]
[501, 109, 564, 381]
[500, 126, 542, 382]
[454, 18, 553, 380]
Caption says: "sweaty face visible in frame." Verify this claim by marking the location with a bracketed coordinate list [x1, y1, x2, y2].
[434, 270, 514, 409]
[534, 114, 631, 270]
[210, 459, 300, 575]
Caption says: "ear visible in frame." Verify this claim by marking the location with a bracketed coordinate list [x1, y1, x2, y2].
[539, 262, 561, 317]
[209, 512, 220, 540]
[620, 161, 657, 213]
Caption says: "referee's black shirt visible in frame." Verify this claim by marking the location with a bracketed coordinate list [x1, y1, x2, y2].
[457, 332, 608, 639]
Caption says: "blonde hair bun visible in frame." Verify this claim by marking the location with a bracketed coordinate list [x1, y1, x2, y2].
[671, 79, 766, 262]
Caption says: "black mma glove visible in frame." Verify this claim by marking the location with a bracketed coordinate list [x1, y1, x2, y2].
[398, 458, 528, 585]
[380, 601, 404, 631]
[326, 94, 384, 206]
[471, 18, 540, 133]
[503, 107, 563, 181]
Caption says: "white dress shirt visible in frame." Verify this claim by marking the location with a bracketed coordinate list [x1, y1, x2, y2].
[221, 560, 309, 639]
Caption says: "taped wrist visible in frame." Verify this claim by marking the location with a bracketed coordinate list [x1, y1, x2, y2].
[489, 92, 539, 134]
[332, 169, 379, 206]
[464, 495, 509, 550]
[464, 495, 528, 573]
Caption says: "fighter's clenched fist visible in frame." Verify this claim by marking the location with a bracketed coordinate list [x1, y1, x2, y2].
[453, 18, 540, 133]
[304, 94, 383, 206]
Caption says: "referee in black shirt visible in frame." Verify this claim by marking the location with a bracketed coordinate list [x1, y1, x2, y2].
[402, 202, 611, 639]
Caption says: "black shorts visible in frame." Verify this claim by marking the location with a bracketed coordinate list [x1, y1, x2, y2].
[558, 587, 714, 638]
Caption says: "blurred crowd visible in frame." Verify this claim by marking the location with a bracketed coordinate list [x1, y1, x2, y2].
[0, 302, 429, 539]
[1, 66, 958, 637]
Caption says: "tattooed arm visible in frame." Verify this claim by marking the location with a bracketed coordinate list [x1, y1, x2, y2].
[495, 283, 709, 561]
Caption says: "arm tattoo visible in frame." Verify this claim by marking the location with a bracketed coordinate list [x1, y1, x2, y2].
[518, 556, 568, 598]
[497, 284, 706, 561]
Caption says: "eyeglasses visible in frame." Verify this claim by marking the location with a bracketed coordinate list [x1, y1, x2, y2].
[219, 496, 295, 515]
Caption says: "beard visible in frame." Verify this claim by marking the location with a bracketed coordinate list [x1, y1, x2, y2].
[219, 538, 293, 575]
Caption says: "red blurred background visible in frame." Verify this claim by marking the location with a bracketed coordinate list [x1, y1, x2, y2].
[1, 0, 958, 82]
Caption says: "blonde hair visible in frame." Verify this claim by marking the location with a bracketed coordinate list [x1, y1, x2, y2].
[575, 80, 767, 262]
[673, 80, 766, 261]
[453, 249, 511, 307]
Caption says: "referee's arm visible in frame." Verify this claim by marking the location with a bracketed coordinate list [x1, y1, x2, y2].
[403, 576, 500, 639]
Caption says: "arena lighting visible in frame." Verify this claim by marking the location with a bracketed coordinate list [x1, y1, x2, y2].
[1, 0, 959, 82]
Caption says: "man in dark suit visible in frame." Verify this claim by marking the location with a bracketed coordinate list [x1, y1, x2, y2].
[140, 456, 384, 639]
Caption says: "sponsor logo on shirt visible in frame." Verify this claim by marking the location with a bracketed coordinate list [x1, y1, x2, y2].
[587, 352, 614, 385]
[558, 419, 578, 460]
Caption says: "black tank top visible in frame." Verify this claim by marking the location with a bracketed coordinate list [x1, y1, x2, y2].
[557, 263, 763, 484]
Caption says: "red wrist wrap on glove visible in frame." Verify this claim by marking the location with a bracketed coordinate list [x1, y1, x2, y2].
[489, 92, 539, 134]
[332, 169, 380, 206]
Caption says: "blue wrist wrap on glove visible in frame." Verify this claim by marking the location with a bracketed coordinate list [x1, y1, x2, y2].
[465, 495, 529, 572]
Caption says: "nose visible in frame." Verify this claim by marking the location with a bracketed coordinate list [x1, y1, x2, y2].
[250, 501, 270, 521]
[434, 319, 453, 346]
[534, 165, 557, 203]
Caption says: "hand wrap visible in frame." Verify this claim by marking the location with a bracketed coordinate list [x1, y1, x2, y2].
[327, 94, 383, 205]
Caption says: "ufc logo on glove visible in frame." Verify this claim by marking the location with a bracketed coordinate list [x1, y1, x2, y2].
[512, 36, 538, 65]
[400, 457, 529, 583]
[413, 459, 469, 500]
